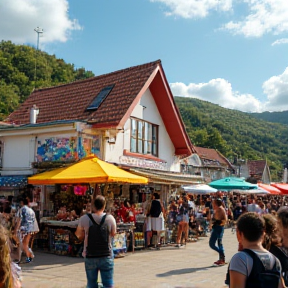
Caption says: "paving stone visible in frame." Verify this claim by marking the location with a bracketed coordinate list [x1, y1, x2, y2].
[22, 228, 237, 288]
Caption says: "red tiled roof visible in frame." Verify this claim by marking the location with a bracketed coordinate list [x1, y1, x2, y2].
[248, 160, 266, 176]
[7, 60, 161, 126]
[6, 60, 194, 156]
[194, 146, 232, 167]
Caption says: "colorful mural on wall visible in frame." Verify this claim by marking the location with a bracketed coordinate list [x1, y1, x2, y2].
[37, 137, 77, 162]
[37, 135, 101, 162]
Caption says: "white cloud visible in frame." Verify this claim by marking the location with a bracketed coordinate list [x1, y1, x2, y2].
[262, 68, 288, 111]
[223, 0, 288, 37]
[151, 0, 288, 38]
[0, 0, 81, 46]
[170, 79, 263, 112]
[170, 67, 288, 112]
[272, 38, 288, 46]
[150, 0, 233, 19]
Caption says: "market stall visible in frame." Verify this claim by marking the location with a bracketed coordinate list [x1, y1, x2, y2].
[28, 155, 148, 256]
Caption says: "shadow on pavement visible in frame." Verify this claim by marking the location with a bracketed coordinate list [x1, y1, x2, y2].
[20, 251, 83, 272]
[156, 266, 212, 277]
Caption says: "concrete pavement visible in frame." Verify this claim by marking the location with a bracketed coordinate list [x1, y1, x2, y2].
[21, 227, 238, 288]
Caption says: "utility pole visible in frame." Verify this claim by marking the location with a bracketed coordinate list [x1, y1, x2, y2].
[34, 27, 44, 86]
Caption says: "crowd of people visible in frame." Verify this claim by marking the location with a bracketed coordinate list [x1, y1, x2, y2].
[204, 192, 288, 288]
[1, 190, 288, 288]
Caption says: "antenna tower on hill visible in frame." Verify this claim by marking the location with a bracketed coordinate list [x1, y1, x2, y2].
[34, 27, 44, 87]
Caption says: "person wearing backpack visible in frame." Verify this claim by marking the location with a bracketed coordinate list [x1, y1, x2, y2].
[227, 212, 286, 288]
[75, 195, 117, 288]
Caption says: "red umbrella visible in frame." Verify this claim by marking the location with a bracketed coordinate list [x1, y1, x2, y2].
[270, 183, 288, 195]
[258, 183, 281, 195]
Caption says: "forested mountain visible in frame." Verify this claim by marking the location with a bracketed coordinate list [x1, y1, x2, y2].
[250, 111, 288, 125]
[174, 97, 288, 181]
[1, 41, 287, 181]
[0, 40, 94, 119]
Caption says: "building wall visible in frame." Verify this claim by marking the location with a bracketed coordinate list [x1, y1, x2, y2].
[104, 88, 180, 171]
[0, 124, 96, 176]
[1, 87, 184, 175]
[1, 135, 34, 176]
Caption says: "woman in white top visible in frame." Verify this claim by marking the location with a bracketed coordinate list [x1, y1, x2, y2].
[18, 197, 39, 263]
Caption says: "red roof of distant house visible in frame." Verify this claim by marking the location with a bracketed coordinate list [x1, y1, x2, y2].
[248, 160, 266, 176]
[5, 60, 194, 156]
[194, 146, 233, 168]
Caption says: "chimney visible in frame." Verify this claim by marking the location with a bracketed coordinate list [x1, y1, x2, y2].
[30, 105, 39, 124]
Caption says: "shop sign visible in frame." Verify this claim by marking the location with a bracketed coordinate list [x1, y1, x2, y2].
[119, 156, 167, 170]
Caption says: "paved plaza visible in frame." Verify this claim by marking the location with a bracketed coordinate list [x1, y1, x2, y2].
[21, 228, 238, 288]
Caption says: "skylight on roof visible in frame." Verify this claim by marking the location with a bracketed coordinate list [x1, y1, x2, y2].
[87, 84, 114, 110]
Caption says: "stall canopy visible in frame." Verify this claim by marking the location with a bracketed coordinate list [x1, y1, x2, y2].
[182, 184, 218, 194]
[232, 188, 269, 195]
[258, 183, 281, 195]
[28, 155, 148, 185]
[209, 177, 258, 191]
[271, 183, 288, 195]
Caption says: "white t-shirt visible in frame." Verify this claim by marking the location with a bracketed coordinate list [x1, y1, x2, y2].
[78, 212, 117, 257]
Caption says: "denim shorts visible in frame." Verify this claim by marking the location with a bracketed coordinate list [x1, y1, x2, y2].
[85, 257, 114, 288]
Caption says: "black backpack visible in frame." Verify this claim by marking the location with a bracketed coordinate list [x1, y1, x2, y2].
[225, 249, 281, 288]
[86, 214, 110, 258]
[270, 245, 288, 286]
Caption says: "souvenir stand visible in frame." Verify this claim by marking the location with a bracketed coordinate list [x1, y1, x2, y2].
[113, 183, 172, 248]
[35, 184, 92, 256]
[104, 183, 147, 252]
[27, 155, 148, 257]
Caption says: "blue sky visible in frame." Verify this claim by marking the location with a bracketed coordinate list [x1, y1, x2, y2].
[1, 0, 288, 112]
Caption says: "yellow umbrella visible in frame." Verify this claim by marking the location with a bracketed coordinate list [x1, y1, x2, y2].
[28, 155, 148, 185]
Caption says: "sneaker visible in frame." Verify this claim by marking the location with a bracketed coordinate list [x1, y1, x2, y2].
[25, 257, 33, 263]
[175, 244, 180, 248]
[213, 259, 226, 266]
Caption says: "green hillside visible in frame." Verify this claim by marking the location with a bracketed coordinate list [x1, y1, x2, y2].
[1, 41, 287, 181]
[250, 111, 288, 125]
[0, 40, 94, 119]
[174, 97, 288, 181]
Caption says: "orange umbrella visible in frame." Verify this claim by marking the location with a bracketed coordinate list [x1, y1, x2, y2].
[271, 183, 288, 195]
[258, 183, 281, 195]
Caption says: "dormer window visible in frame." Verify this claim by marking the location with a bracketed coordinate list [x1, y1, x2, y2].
[130, 118, 158, 157]
[86, 84, 114, 110]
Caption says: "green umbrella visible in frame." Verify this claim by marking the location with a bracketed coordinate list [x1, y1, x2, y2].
[208, 177, 258, 191]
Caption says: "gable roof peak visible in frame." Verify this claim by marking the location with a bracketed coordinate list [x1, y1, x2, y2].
[32, 59, 162, 94]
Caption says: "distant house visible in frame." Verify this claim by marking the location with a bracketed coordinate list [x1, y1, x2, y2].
[181, 146, 234, 182]
[241, 159, 271, 184]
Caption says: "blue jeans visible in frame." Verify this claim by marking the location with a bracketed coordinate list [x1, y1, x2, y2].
[85, 257, 114, 288]
[209, 225, 225, 259]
